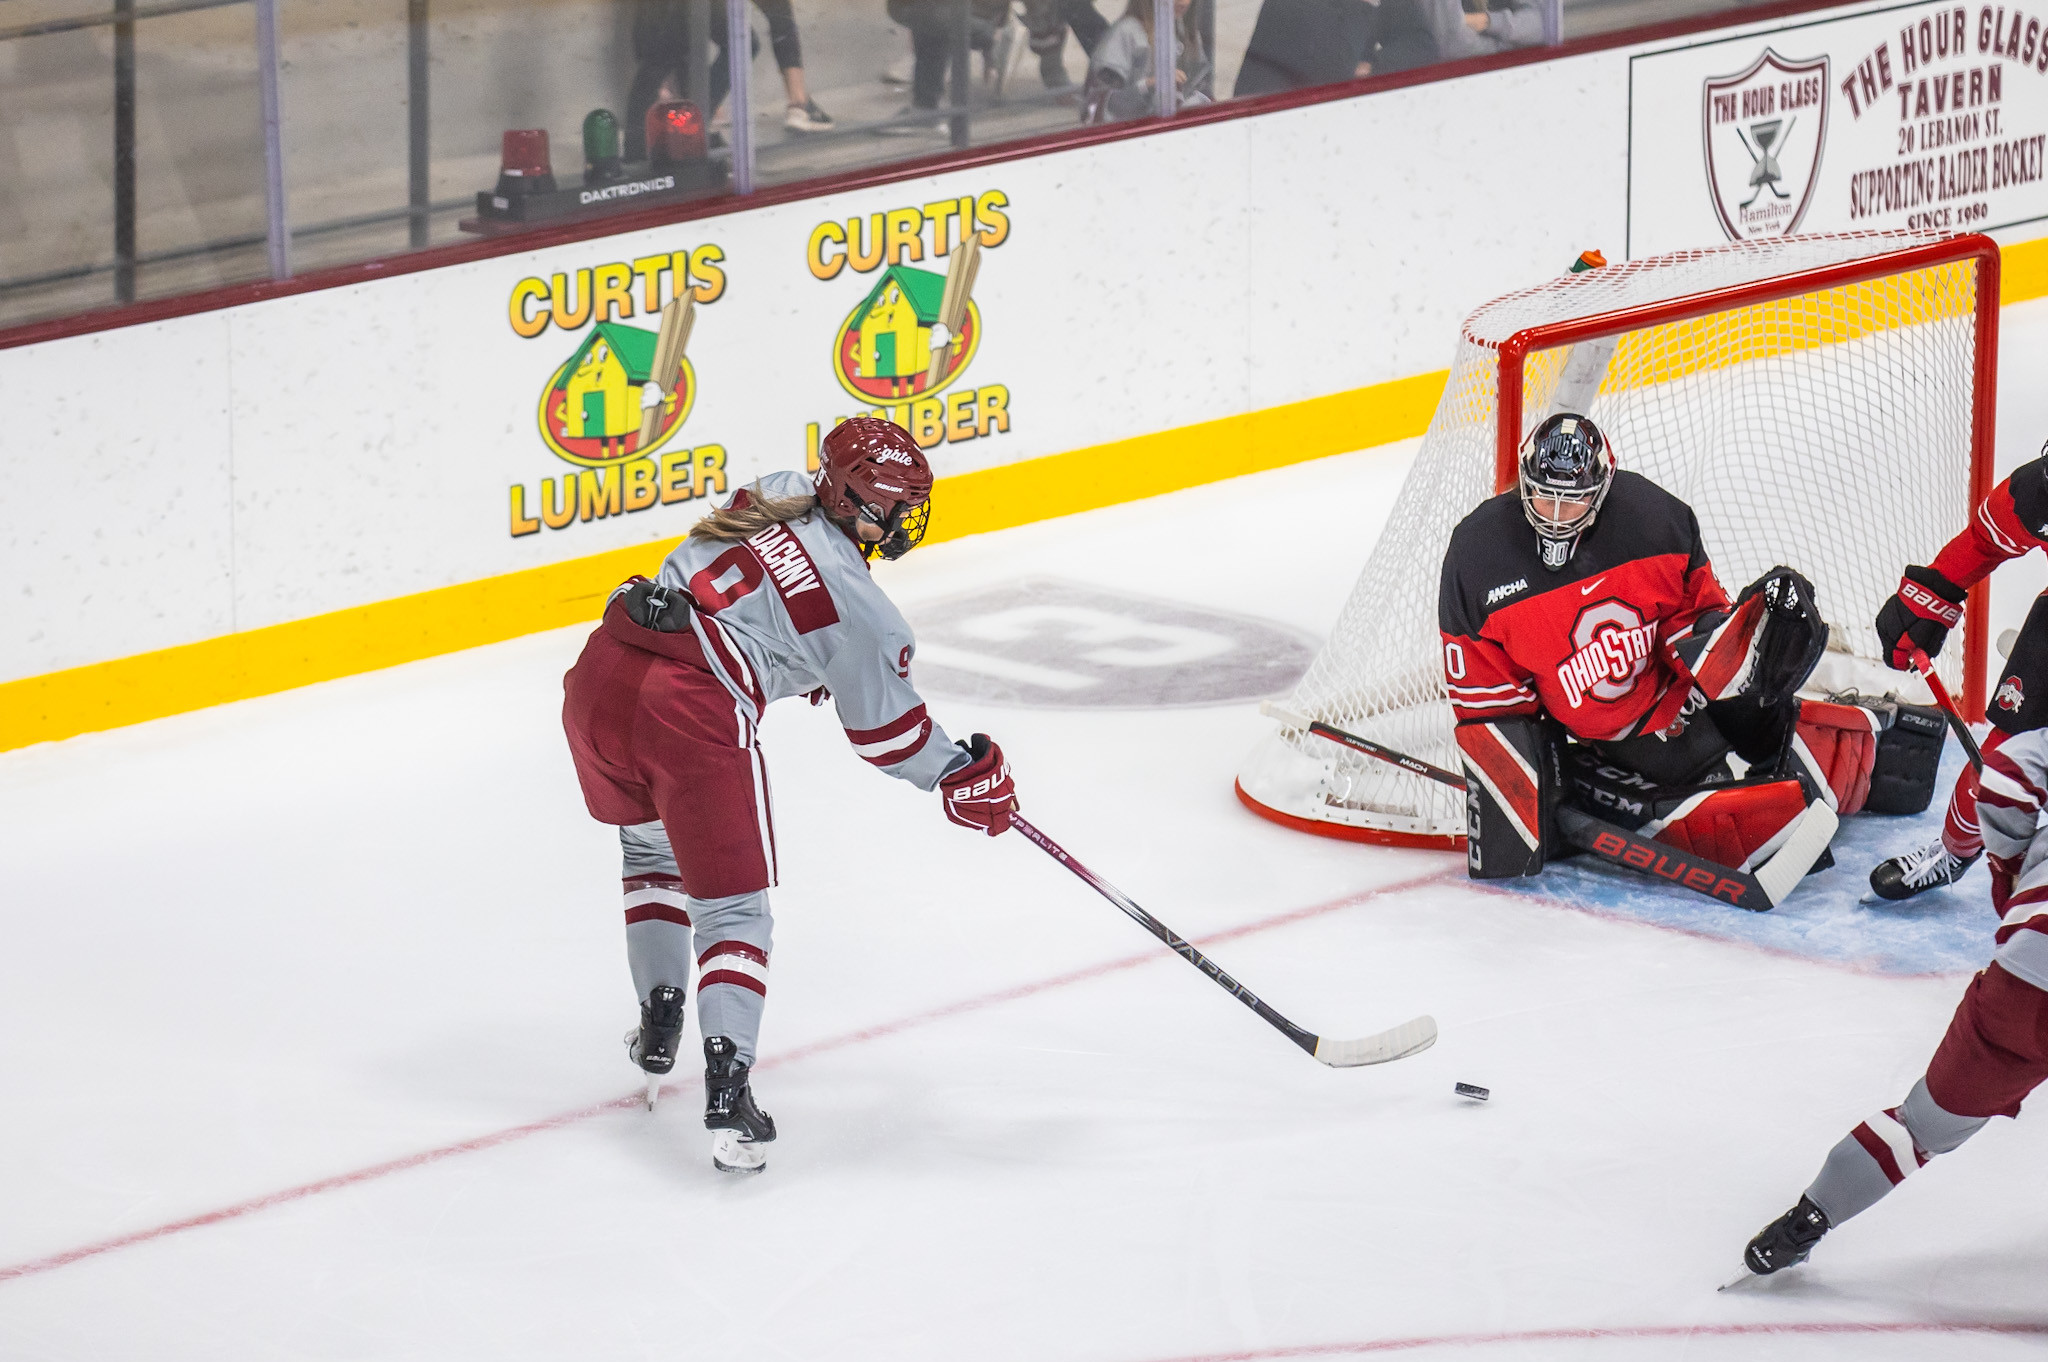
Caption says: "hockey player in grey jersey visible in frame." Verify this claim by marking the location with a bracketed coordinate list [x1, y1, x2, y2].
[1736, 723, 2048, 1277]
[562, 418, 1018, 1173]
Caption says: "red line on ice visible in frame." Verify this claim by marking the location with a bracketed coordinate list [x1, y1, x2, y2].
[0, 867, 1460, 1286]
[1137, 1320, 2048, 1359]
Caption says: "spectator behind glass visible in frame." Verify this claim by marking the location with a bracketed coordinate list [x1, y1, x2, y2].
[1022, 0, 1110, 89]
[626, 0, 833, 156]
[1083, 0, 1213, 123]
[881, 0, 1020, 132]
[1372, 0, 1541, 74]
[1233, 0, 1377, 96]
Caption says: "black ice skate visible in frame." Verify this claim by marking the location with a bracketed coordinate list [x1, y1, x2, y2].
[1738, 1194, 1831, 1278]
[625, 985, 687, 1111]
[1868, 838, 1979, 901]
[703, 1035, 776, 1174]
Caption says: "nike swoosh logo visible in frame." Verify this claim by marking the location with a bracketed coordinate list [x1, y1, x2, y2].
[1580, 577, 1607, 595]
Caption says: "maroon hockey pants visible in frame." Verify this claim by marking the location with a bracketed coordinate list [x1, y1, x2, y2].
[562, 601, 776, 899]
[1925, 962, 2048, 1119]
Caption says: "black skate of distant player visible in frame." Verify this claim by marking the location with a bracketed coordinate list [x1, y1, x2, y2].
[1439, 412, 1874, 903]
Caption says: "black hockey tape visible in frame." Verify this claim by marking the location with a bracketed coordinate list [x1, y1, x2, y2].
[1454, 1082, 1490, 1101]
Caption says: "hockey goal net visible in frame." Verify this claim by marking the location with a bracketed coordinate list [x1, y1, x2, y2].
[1237, 230, 1999, 849]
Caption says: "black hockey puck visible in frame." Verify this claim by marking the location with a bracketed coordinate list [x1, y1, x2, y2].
[1454, 1082, 1490, 1101]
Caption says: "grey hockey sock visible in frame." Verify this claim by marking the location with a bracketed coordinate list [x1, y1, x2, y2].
[1805, 1078, 1988, 1224]
[690, 889, 773, 1067]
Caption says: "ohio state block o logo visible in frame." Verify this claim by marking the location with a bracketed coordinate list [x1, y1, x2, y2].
[1573, 600, 1650, 702]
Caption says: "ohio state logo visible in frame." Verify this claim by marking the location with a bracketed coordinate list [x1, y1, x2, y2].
[1557, 600, 1657, 708]
[1997, 676, 2025, 711]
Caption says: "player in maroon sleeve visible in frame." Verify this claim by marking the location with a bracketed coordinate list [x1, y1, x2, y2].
[1869, 447, 2048, 900]
[1440, 413, 1854, 897]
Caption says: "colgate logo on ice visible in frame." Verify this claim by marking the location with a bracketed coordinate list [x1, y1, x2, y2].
[1557, 601, 1657, 708]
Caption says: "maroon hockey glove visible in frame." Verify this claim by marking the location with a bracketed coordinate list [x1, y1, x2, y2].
[941, 734, 1017, 837]
[1877, 566, 1965, 671]
[1991, 853, 2020, 913]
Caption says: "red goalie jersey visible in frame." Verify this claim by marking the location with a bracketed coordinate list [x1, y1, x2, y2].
[1438, 470, 1734, 743]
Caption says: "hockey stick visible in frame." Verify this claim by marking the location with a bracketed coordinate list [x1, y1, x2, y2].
[1261, 702, 1467, 790]
[1008, 814, 1438, 1068]
[1910, 647, 1984, 773]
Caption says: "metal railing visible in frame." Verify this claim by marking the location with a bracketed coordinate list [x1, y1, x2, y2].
[0, 0, 1566, 318]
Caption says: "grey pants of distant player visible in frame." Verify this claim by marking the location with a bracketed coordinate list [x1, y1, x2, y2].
[621, 820, 773, 1067]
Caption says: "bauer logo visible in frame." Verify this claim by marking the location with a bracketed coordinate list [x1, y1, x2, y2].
[803, 190, 1015, 463]
[1703, 48, 1830, 240]
[503, 246, 732, 539]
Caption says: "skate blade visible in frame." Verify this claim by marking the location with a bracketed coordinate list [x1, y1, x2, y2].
[645, 1074, 661, 1111]
[711, 1129, 768, 1174]
[1717, 1269, 1757, 1292]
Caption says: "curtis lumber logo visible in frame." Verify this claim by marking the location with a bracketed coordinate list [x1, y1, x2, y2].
[504, 245, 731, 538]
[1703, 47, 1831, 239]
[804, 189, 1015, 465]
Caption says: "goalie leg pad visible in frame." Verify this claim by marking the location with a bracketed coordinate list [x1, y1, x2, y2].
[1790, 698, 1884, 816]
[1457, 718, 1557, 880]
[1643, 778, 1818, 873]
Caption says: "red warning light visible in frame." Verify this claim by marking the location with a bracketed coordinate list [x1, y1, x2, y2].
[645, 101, 707, 166]
[500, 129, 553, 181]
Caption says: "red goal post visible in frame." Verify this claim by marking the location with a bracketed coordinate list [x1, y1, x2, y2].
[1239, 230, 2001, 850]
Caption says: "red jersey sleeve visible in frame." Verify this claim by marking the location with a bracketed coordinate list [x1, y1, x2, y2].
[1931, 459, 2048, 590]
[1442, 627, 1541, 723]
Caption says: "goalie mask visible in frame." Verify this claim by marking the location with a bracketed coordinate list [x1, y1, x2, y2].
[814, 417, 934, 561]
[1519, 412, 1615, 571]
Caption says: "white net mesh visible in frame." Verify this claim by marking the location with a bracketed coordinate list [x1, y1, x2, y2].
[1238, 231, 1988, 844]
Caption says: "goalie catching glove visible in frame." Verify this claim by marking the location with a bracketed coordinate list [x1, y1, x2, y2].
[940, 734, 1017, 836]
[1876, 565, 1966, 671]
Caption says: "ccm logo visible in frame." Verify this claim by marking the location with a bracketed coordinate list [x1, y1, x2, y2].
[949, 765, 1011, 800]
[1591, 830, 1747, 905]
[1900, 580, 1962, 626]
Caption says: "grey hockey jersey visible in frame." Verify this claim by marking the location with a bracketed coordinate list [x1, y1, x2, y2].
[655, 471, 967, 791]
[1970, 726, 2048, 991]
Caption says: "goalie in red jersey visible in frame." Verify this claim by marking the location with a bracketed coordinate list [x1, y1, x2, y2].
[1438, 413, 1870, 903]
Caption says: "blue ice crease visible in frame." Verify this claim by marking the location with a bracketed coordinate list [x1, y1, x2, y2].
[1495, 747, 2001, 977]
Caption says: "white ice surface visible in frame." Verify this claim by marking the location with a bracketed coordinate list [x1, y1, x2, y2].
[8, 309, 2048, 1358]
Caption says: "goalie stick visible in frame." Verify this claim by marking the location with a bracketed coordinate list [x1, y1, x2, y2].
[1008, 814, 1438, 1068]
[1911, 647, 1985, 773]
[1260, 702, 1467, 789]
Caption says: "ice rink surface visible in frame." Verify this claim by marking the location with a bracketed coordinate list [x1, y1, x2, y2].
[7, 306, 2048, 1358]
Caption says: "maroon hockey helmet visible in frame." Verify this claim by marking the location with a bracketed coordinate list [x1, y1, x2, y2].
[813, 417, 934, 560]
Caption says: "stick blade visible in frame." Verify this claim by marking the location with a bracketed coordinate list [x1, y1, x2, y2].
[1259, 699, 1311, 729]
[1313, 1014, 1437, 1068]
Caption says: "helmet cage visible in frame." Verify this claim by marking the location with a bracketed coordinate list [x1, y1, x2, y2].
[1518, 413, 1614, 569]
[857, 492, 930, 561]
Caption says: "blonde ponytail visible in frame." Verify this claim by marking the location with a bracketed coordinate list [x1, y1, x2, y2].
[688, 481, 818, 544]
